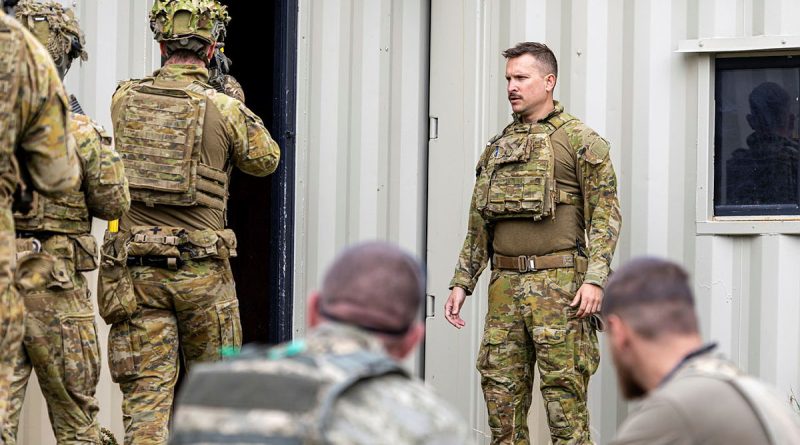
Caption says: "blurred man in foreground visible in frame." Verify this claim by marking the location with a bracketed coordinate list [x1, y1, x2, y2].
[170, 241, 471, 445]
[603, 257, 800, 445]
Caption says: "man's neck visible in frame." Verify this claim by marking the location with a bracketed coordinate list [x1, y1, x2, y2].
[636, 334, 703, 392]
[522, 98, 556, 123]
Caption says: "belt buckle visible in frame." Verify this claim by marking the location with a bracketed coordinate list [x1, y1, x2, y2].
[517, 256, 536, 273]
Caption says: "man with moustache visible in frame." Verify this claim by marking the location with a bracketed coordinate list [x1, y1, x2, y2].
[603, 257, 800, 444]
[444, 42, 621, 444]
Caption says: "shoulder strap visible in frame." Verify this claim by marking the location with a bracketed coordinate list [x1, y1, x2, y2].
[316, 350, 409, 444]
[544, 112, 577, 135]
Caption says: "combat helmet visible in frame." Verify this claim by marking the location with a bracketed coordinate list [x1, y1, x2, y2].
[15, 0, 87, 78]
[150, 0, 230, 62]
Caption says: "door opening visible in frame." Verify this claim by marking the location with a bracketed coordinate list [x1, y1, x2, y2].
[224, 0, 297, 345]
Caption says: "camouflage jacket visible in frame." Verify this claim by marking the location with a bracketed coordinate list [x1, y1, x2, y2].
[0, 10, 79, 284]
[14, 112, 130, 233]
[450, 102, 622, 291]
[170, 322, 472, 445]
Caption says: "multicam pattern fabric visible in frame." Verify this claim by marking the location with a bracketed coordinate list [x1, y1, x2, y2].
[112, 65, 280, 213]
[450, 102, 621, 292]
[0, 9, 78, 427]
[450, 103, 620, 445]
[479, 268, 599, 445]
[107, 258, 241, 445]
[15, 113, 130, 233]
[14, 0, 88, 65]
[170, 322, 472, 445]
[149, 0, 230, 44]
[3, 235, 102, 444]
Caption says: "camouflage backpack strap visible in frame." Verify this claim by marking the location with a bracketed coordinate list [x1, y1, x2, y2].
[316, 350, 410, 444]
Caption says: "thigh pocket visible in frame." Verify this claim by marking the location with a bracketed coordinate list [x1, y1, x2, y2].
[476, 328, 508, 371]
[572, 318, 600, 377]
[531, 326, 568, 373]
[216, 299, 242, 358]
[61, 313, 101, 396]
[108, 321, 142, 383]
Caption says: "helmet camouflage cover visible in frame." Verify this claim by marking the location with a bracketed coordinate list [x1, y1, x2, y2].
[15, 0, 88, 66]
[150, 0, 230, 45]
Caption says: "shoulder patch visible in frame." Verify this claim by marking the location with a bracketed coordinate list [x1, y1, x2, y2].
[583, 137, 610, 164]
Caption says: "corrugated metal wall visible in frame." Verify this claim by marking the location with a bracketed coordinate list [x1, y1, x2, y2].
[425, 0, 800, 444]
[16, 1, 158, 443]
[292, 0, 430, 331]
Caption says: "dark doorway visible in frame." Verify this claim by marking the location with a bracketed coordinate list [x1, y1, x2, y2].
[223, 0, 297, 345]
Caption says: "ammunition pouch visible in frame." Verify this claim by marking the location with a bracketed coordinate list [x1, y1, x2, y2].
[97, 231, 136, 325]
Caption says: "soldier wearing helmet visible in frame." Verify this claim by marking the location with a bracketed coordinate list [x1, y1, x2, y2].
[0, 0, 80, 432]
[103, 0, 280, 443]
[1, 2, 130, 444]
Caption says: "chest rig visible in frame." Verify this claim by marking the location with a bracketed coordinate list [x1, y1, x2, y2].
[0, 21, 21, 204]
[476, 112, 580, 221]
[115, 80, 229, 211]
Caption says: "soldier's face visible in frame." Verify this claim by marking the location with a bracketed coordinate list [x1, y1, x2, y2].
[505, 54, 555, 122]
[607, 315, 648, 400]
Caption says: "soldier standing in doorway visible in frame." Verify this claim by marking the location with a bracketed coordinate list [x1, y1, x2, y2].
[2, 2, 131, 443]
[102, 0, 281, 443]
[0, 0, 80, 431]
[444, 42, 622, 444]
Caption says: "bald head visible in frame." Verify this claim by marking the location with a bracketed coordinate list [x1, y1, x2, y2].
[318, 242, 425, 335]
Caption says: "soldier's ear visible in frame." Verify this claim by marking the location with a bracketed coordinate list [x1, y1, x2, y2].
[307, 291, 323, 329]
[393, 321, 424, 360]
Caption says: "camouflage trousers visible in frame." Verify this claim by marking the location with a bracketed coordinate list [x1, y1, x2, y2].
[107, 258, 241, 445]
[478, 266, 599, 445]
[0, 230, 24, 435]
[3, 236, 102, 444]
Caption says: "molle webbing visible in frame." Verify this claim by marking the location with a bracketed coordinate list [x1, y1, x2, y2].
[13, 188, 91, 234]
[117, 83, 228, 211]
[0, 25, 21, 156]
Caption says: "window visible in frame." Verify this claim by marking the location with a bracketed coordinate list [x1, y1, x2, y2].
[714, 56, 800, 217]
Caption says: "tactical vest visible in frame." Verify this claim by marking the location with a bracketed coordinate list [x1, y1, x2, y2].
[115, 81, 229, 211]
[683, 356, 800, 444]
[13, 127, 89, 234]
[176, 345, 410, 444]
[475, 113, 582, 222]
[0, 19, 21, 205]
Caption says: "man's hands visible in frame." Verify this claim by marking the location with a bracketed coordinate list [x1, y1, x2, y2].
[444, 287, 467, 329]
[571, 283, 603, 318]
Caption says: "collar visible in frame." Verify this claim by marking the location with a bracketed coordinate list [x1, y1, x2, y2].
[659, 342, 717, 386]
[304, 322, 388, 356]
[154, 64, 209, 83]
[512, 100, 565, 124]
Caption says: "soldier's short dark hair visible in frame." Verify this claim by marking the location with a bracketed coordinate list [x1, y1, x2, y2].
[319, 242, 425, 335]
[601, 257, 699, 339]
[503, 42, 558, 78]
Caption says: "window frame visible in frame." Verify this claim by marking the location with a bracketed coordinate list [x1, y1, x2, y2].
[680, 37, 800, 235]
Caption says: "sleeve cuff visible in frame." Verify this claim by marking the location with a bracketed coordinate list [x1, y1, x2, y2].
[449, 276, 476, 295]
[583, 272, 607, 290]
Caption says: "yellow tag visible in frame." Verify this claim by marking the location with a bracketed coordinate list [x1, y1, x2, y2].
[108, 220, 119, 233]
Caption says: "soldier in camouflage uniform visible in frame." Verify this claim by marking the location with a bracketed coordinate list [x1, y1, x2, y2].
[103, 1, 280, 443]
[2, 2, 130, 444]
[0, 0, 80, 431]
[444, 42, 622, 444]
[170, 241, 472, 445]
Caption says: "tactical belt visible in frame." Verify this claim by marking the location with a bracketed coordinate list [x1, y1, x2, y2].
[492, 252, 588, 273]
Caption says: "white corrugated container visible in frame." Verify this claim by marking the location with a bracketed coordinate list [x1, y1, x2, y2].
[15, 1, 800, 444]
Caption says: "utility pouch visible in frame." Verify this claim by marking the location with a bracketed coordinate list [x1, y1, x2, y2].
[71, 234, 99, 272]
[97, 231, 137, 324]
[127, 225, 184, 258]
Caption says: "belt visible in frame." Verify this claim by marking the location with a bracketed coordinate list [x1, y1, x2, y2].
[492, 253, 588, 273]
